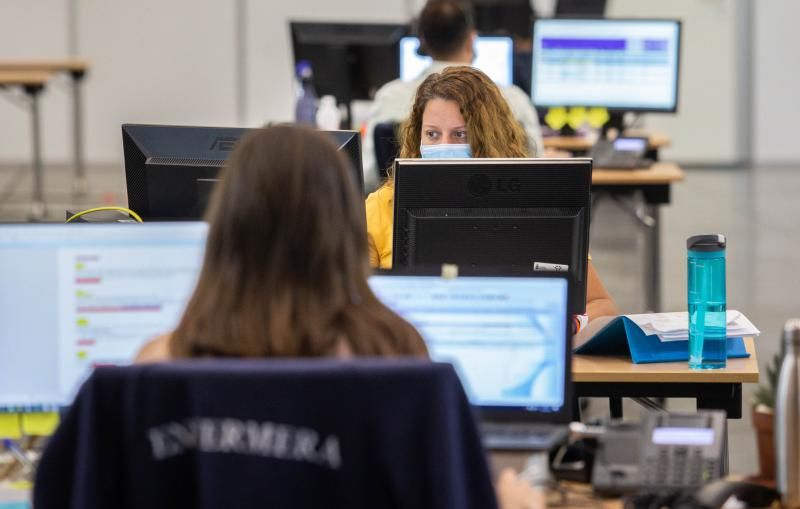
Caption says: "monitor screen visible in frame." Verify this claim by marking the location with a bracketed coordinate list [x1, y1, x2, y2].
[399, 36, 514, 87]
[0, 223, 207, 411]
[122, 124, 364, 220]
[531, 19, 681, 112]
[290, 22, 409, 102]
[369, 274, 569, 412]
[391, 158, 591, 315]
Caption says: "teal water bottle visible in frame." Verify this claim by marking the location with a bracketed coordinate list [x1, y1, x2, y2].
[687, 234, 727, 369]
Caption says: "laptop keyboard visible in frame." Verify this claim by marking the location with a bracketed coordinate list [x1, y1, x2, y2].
[481, 422, 567, 450]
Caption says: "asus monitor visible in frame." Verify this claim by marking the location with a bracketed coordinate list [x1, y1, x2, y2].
[122, 124, 364, 220]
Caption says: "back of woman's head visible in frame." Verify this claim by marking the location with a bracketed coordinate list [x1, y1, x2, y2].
[171, 125, 425, 358]
[398, 66, 528, 161]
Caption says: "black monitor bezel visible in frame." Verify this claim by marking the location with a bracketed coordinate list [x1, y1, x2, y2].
[370, 269, 573, 424]
[530, 17, 683, 114]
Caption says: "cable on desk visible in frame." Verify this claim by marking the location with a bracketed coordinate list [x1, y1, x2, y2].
[65, 206, 143, 223]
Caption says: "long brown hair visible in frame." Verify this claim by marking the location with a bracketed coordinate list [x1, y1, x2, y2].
[170, 126, 426, 358]
[398, 66, 528, 164]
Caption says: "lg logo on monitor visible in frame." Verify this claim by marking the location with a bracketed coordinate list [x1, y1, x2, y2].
[467, 174, 521, 197]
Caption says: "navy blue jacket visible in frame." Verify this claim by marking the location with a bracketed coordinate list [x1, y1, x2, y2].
[34, 359, 498, 509]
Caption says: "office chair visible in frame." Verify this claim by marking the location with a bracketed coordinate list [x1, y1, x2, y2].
[373, 121, 400, 179]
[34, 359, 498, 509]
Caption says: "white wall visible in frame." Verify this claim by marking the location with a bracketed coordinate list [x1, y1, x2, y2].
[753, 0, 800, 164]
[608, 0, 746, 165]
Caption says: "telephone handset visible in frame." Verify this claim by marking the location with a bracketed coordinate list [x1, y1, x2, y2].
[592, 410, 726, 496]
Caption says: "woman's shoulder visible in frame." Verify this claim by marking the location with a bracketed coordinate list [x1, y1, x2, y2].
[366, 183, 393, 206]
[134, 333, 172, 363]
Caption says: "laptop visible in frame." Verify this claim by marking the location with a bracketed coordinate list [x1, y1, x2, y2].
[368, 272, 573, 450]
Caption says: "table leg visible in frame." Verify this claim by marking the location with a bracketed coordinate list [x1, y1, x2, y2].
[26, 85, 46, 220]
[70, 70, 88, 197]
[644, 202, 661, 312]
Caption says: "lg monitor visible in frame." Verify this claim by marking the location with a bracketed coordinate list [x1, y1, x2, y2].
[123, 124, 364, 220]
[290, 22, 409, 104]
[399, 36, 514, 87]
[391, 158, 591, 315]
[531, 18, 681, 113]
[0, 222, 207, 411]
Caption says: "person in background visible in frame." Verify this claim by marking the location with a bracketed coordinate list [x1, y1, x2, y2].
[135, 125, 545, 509]
[361, 0, 545, 191]
[365, 66, 619, 323]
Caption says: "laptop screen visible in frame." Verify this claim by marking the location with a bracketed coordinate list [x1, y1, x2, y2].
[368, 275, 569, 413]
[0, 223, 207, 411]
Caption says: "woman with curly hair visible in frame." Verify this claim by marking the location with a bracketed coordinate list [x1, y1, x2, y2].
[366, 66, 618, 321]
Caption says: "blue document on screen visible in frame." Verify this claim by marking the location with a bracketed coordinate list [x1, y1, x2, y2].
[573, 315, 749, 364]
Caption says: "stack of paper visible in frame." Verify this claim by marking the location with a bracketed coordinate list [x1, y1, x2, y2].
[624, 310, 760, 342]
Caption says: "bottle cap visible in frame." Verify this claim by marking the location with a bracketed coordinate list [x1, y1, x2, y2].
[687, 234, 726, 251]
[319, 95, 336, 108]
[784, 319, 800, 347]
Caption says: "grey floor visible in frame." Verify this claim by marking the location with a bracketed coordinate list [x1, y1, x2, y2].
[2, 160, 799, 476]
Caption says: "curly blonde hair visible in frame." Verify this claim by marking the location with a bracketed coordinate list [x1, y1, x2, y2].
[397, 66, 528, 167]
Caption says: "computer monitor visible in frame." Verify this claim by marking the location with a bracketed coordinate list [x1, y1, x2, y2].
[531, 18, 681, 113]
[0, 223, 207, 411]
[473, 0, 535, 39]
[391, 158, 591, 315]
[290, 22, 409, 104]
[122, 124, 364, 220]
[555, 0, 606, 17]
[399, 36, 514, 87]
[368, 272, 571, 422]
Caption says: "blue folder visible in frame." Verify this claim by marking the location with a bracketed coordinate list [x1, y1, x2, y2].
[573, 316, 750, 364]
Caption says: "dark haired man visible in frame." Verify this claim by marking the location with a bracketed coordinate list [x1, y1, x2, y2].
[362, 0, 544, 190]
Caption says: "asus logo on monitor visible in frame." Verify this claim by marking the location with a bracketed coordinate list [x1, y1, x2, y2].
[208, 137, 239, 152]
[468, 175, 521, 197]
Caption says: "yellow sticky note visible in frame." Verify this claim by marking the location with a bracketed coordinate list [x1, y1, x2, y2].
[544, 106, 568, 130]
[77, 351, 88, 360]
[587, 107, 610, 128]
[0, 412, 22, 439]
[75, 262, 85, 271]
[76, 318, 89, 327]
[20, 412, 60, 436]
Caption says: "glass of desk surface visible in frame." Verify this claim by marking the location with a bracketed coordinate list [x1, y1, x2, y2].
[0, 222, 207, 411]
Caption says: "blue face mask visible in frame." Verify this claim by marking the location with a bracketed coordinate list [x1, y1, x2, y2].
[419, 143, 472, 159]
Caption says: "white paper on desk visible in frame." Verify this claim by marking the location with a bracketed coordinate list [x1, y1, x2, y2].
[623, 310, 760, 342]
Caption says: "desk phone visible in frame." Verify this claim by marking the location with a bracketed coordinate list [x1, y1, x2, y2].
[590, 136, 651, 169]
[592, 410, 726, 495]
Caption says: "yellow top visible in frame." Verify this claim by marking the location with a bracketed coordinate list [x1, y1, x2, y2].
[366, 184, 394, 269]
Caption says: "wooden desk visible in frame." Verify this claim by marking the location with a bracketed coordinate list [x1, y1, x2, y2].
[0, 70, 54, 219]
[544, 131, 671, 153]
[0, 59, 91, 196]
[592, 162, 685, 312]
[0, 58, 89, 74]
[574, 337, 759, 418]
